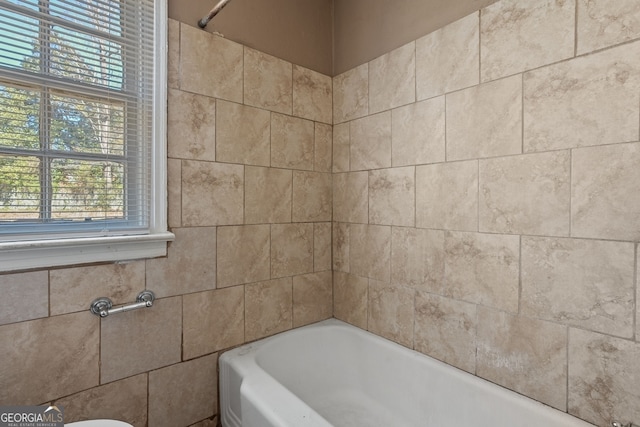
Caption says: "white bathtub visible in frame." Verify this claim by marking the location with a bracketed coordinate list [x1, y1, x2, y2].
[220, 319, 594, 427]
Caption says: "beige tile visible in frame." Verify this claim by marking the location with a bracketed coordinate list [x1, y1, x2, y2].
[271, 223, 314, 278]
[568, 329, 640, 426]
[245, 166, 292, 224]
[416, 13, 479, 100]
[444, 231, 519, 313]
[480, 0, 575, 82]
[51, 262, 144, 315]
[368, 281, 414, 348]
[0, 271, 48, 325]
[391, 97, 445, 167]
[182, 160, 244, 226]
[314, 123, 332, 173]
[638, 250, 640, 342]
[0, 312, 99, 404]
[183, 287, 244, 359]
[522, 237, 635, 337]
[245, 278, 293, 341]
[293, 271, 333, 327]
[479, 151, 571, 236]
[146, 227, 216, 298]
[369, 167, 415, 227]
[55, 374, 147, 427]
[314, 222, 332, 272]
[572, 142, 640, 241]
[167, 19, 179, 90]
[446, 75, 522, 161]
[149, 353, 218, 427]
[101, 297, 181, 383]
[333, 222, 350, 273]
[350, 111, 392, 171]
[293, 171, 331, 222]
[391, 227, 444, 294]
[293, 65, 332, 124]
[168, 89, 216, 161]
[350, 224, 391, 282]
[216, 100, 271, 166]
[333, 272, 368, 329]
[189, 418, 218, 427]
[167, 158, 181, 228]
[524, 41, 640, 152]
[217, 225, 270, 288]
[577, 0, 640, 55]
[271, 113, 314, 170]
[369, 41, 416, 114]
[333, 63, 368, 124]
[333, 171, 368, 223]
[244, 47, 292, 115]
[416, 160, 478, 231]
[414, 292, 477, 374]
[477, 307, 568, 410]
[332, 122, 350, 173]
[180, 25, 242, 102]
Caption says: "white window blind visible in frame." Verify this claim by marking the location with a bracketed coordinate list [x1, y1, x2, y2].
[0, 0, 172, 271]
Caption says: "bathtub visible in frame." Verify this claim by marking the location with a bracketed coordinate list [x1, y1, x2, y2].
[220, 319, 594, 427]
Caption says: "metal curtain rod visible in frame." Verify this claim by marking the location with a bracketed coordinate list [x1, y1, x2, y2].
[198, 0, 233, 28]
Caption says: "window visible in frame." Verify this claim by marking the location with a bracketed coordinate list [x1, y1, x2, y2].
[0, 0, 172, 271]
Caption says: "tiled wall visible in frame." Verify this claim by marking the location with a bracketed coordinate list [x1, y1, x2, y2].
[332, 0, 640, 425]
[0, 19, 333, 427]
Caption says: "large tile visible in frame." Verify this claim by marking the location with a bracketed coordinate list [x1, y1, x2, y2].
[216, 100, 270, 166]
[271, 223, 314, 278]
[569, 329, 640, 426]
[293, 65, 332, 124]
[51, 262, 144, 315]
[444, 231, 519, 313]
[390, 227, 444, 294]
[577, 0, 640, 55]
[182, 160, 244, 226]
[244, 47, 292, 115]
[293, 171, 331, 222]
[293, 271, 333, 327]
[479, 151, 570, 236]
[522, 237, 635, 337]
[245, 278, 293, 341]
[101, 297, 182, 383]
[0, 312, 99, 404]
[638, 250, 640, 342]
[332, 222, 350, 273]
[245, 166, 292, 224]
[167, 89, 216, 161]
[414, 293, 476, 374]
[350, 112, 392, 171]
[572, 142, 640, 241]
[332, 122, 350, 173]
[314, 123, 333, 173]
[333, 63, 368, 124]
[149, 354, 218, 427]
[391, 97, 445, 167]
[369, 167, 415, 227]
[55, 374, 147, 427]
[477, 308, 568, 410]
[167, 19, 179, 89]
[333, 272, 368, 329]
[180, 25, 242, 102]
[146, 227, 216, 298]
[314, 222, 332, 272]
[369, 41, 416, 114]
[183, 287, 244, 359]
[480, 0, 575, 82]
[0, 271, 48, 325]
[446, 75, 522, 161]
[416, 160, 478, 231]
[332, 171, 368, 224]
[271, 113, 315, 170]
[167, 158, 181, 228]
[524, 41, 640, 152]
[350, 224, 391, 282]
[416, 13, 479, 100]
[217, 225, 270, 288]
[368, 281, 414, 348]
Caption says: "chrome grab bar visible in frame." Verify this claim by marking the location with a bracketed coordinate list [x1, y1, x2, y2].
[90, 290, 155, 318]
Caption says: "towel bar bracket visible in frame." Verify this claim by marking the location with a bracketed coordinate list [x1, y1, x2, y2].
[90, 290, 155, 318]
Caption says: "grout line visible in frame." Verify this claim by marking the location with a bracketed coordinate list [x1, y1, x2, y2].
[574, 0, 578, 57]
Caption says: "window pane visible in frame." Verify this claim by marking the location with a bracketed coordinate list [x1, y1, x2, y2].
[0, 154, 40, 220]
[50, 0, 123, 37]
[0, 84, 39, 151]
[0, 9, 39, 70]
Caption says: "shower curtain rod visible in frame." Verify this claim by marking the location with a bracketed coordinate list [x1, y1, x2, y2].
[198, 0, 233, 28]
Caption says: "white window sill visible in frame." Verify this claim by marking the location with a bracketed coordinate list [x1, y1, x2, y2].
[0, 231, 175, 272]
